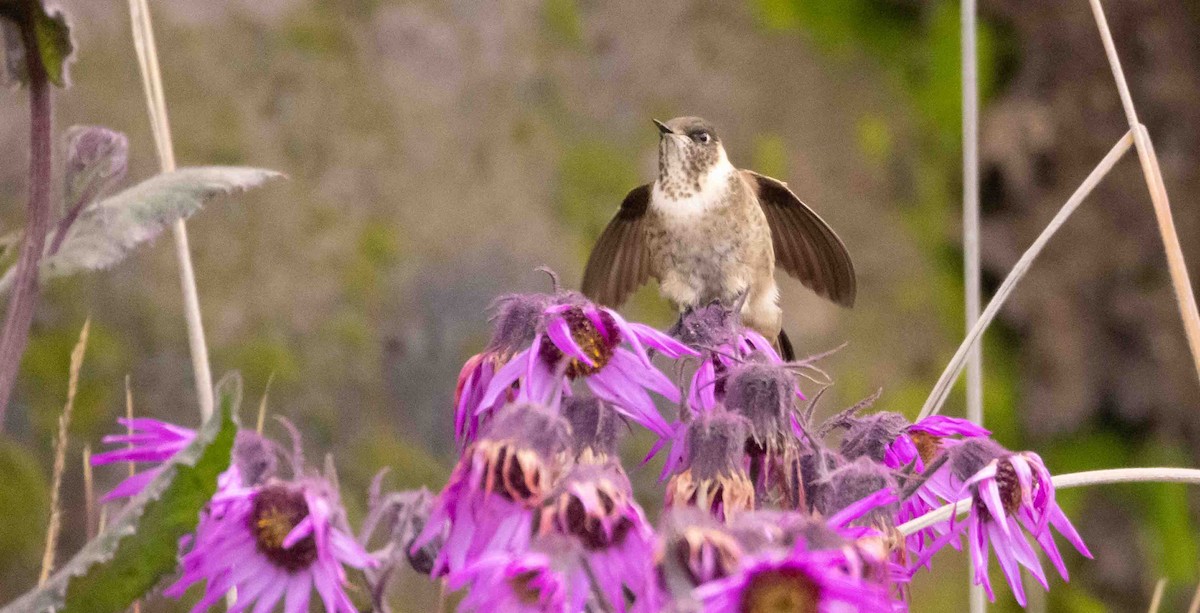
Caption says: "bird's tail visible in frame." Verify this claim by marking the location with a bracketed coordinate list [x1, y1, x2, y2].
[777, 329, 796, 362]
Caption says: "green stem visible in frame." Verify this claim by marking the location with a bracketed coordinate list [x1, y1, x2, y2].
[0, 18, 54, 431]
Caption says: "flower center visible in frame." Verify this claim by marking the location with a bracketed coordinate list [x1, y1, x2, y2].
[974, 458, 1023, 520]
[249, 485, 318, 572]
[539, 307, 619, 377]
[559, 487, 632, 550]
[740, 567, 820, 613]
[910, 431, 942, 466]
[508, 569, 545, 605]
[481, 441, 547, 507]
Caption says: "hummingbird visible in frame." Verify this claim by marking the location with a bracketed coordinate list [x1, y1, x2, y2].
[581, 116, 856, 359]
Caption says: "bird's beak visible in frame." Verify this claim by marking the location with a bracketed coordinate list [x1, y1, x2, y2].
[653, 119, 674, 135]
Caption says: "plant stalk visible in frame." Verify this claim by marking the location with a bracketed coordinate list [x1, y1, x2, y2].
[0, 20, 55, 430]
[128, 0, 214, 418]
[1087, 0, 1200, 388]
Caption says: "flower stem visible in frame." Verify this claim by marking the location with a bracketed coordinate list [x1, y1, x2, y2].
[0, 20, 55, 430]
[898, 467, 1200, 536]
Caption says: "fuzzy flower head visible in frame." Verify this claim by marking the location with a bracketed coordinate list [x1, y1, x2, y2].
[676, 302, 783, 415]
[694, 547, 893, 613]
[665, 411, 755, 522]
[165, 476, 373, 613]
[921, 438, 1092, 606]
[537, 463, 659, 611]
[811, 457, 901, 533]
[478, 294, 696, 439]
[562, 396, 623, 465]
[417, 403, 571, 576]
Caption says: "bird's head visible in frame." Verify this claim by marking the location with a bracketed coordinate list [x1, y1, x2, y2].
[654, 116, 732, 200]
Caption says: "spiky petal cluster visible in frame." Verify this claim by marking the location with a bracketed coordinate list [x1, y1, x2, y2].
[91, 418, 199, 500]
[920, 439, 1092, 605]
[416, 403, 571, 576]
[165, 478, 374, 612]
[473, 294, 695, 439]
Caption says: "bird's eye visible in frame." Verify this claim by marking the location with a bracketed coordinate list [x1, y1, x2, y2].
[691, 131, 711, 144]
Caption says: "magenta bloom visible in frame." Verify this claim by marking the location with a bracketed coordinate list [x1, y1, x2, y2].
[537, 464, 660, 611]
[879, 415, 989, 557]
[165, 478, 374, 612]
[673, 302, 783, 414]
[920, 439, 1092, 606]
[450, 548, 588, 613]
[480, 298, 696, 438]
[694, 546, 893, 613]
[91, 418, 197, 501]
[416, 403, 571, 576]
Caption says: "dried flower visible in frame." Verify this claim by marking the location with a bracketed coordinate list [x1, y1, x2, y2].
[665, 411, 755, 522]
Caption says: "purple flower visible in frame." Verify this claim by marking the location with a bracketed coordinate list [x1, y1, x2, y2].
[164, 478, 374, 612]
[479, 297, 696, 438]
[659, 509, 746, 590]
[694, 546, 893, 613]
[450, 546, 589, 613]
[415, 403, 571, 576]
[91, 418, 198, 501]
[919, 439, 1092, 606]
[882, 415, 990, 472]
[454, 292, 557, 447]
[536, 464, 659, 611]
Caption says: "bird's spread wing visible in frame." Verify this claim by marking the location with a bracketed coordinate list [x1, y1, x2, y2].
[581, 184, 653, 307]
[742, 170, 857, 307]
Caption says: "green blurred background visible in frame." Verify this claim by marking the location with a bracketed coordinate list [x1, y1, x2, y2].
[2, 0, 1199, 610]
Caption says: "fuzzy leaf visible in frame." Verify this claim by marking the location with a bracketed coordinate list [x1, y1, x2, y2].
[0, 374, 242, 613]
[0, 1, 74, 87]
[0, 166, 283, 295]
[63, 125, 129, 210]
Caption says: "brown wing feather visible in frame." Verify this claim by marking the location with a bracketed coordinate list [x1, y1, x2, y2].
[742, 170, 857, 307]
[581, 184, 653, 307]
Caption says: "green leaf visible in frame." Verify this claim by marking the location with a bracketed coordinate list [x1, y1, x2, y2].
[0, 374, 242, 613]
[0, 167, 284, 295]
[0, 1, 74, 87]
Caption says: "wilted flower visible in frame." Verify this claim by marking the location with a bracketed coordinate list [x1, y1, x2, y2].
[562, 396, 623, 465]
[416, 403, 570, 576]
[665, 411, 755, 522]
[724, 360, 806, 507]
[673, 301, 783, 414]
[165, 477, 374, 612]
[920, 438, 1092, 606]
[658, 509, 745, 594]
[694, 546, 893, 613]
[479, 295, 696, 438]
[536, 463, 659, 611]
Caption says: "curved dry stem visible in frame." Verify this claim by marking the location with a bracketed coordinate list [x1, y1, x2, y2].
[898, 467, 1200, 536]
[917, 131, 1134, 420]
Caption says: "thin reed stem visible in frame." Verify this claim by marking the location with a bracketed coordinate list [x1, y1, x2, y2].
[1148, 579, 1167, 613]
[1187, 580, 1200, 613]
[128, 0, 214, 419]
[898, 467, 1200, 536]
[961, 1, 984, 608]
[38, 318, 90, 585]
[1087, 0, 1200, 386]
[82, 446, 95, 540]
[918, 132, 1135, 420]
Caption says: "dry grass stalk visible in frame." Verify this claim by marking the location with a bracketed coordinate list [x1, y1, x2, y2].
[38, 317, 91, 586]
[1187, 580, 1200, 613]
[82, 445, 95, 540]
[1087, 0, 1200, 385]
[1148, 578, 1167, 613]
[918, 132, 1135, 419]
[127, 0, 214, 419]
